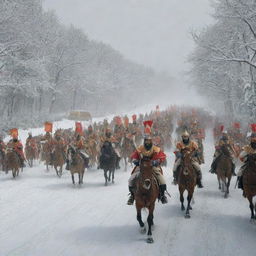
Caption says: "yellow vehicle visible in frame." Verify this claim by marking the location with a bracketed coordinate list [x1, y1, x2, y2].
[68, 111, 92, 121]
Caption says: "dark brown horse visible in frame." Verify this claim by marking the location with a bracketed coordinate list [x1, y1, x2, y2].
[216, 145, 233, 198]
[243, 153, 256, 220]
[99, 141, 117, 186]
[5, 147, 21, 178]
[178, 148, 197, 218]
[135, 158, 159, 243]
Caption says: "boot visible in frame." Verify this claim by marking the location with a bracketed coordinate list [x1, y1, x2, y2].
[238, 176, 243, 189]
[116, 157, 121, 169]
[159, 184, 168, 204]
[232, 162, 236, 176]
[209, 157, 218, 174]
[127, 186, 135, 205]
[197, 178, 204, 188]
[197, 171, 203, 188]
[66, 160, 70, 170]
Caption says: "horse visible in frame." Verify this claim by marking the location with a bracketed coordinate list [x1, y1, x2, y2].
[216, 145, 233, 198]
[25, 144, 36, 167]
[243, 153, 256, 220]
[0, 147, 6, 172]
[135, 157, 159, 243]
[67, 146, 87, 185]
[195, 138, 204, 164]
[121, 135, 136, 171]
[52, 142, 66, 177]
[178, 148, 197, 218]
[87, 138, 98, 167]
[41, 141, 52, 171]
[5, 148, 21, 178]
[99, 141, 117, 186]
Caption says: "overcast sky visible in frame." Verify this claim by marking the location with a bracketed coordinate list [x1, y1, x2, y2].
[43, 0, 213, 78]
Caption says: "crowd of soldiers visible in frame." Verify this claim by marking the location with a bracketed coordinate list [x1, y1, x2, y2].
[1, 105, 256, 202]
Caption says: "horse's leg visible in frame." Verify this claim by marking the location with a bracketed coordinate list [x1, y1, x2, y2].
[104, 170, 108, 186]
[248, 196, 255, 220]
[226, 176, 231, 195]
[108, 169, 111, 182]
[55, 166, 59, 177]
[136, 206, 146, 233]
[78, 172, 81, 185]
[179, 187, 185, 211]
[147, 204, 155, 243]
[72, 173, 75, 185]
[124, 157, 127, 172]
[112, 168, 115, 183]
[12, 168, 15, 178]
[185, 191, 193, 218]
[60, 165, 63, 177]
[217, 175, 221, 190]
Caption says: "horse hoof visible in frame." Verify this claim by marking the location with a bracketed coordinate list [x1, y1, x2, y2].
[147, 236, 154, 244]
[140, 226, 146, 234]
[185, 214, 191, 219]
[189, 206, 193, 210]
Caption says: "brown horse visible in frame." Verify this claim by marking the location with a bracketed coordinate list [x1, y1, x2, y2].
[135, 158, 159, 243]
[52, 143, 66, 177]
[216, 145, 233, 198]
[68, 146, 87, 185]
[121, 136, 135, 172]
[25, 144, 36, 167]
[243, 153, 256, 220]
[41, 141, 52, 171]
[178, 148, 197, 218]
[5, 148, 21, 178]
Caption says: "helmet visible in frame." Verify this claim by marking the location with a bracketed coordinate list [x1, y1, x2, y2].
[251, 133, 256, 142]
[181, 130, 190, 138]
[144, 134, 152, 140]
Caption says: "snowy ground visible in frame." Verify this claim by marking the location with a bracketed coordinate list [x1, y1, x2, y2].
[0, 127, 255, 256]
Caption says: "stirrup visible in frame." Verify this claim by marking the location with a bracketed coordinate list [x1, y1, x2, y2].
[160, 195, 168, 204]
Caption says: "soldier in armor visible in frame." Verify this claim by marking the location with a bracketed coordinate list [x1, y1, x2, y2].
[172, 131, 203, 188]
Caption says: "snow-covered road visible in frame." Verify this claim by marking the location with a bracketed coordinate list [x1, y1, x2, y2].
[0, 131, 255, 256]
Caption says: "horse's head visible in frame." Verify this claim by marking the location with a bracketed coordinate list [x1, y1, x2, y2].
[247, 153, 256, 167]
[180, 148, 194, 175]
[220, 144, 230, 157]
[139, 157, 153, 190]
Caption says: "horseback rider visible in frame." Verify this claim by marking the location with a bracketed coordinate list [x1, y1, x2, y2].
[237, 132, 256, 190]
[127, 121, 168, 205]
[172, 130, 203, 188]
[102, 129, 121, 169]
[209, 131, 236, 176]
[8, 137, 25, 167]
[66, 134, 89, 170]
[26, 132, 37, 149]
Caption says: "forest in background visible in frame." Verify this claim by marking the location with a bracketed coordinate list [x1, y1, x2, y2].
[0, 0, 173, 131]
[190, 0, 256, 123]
